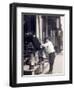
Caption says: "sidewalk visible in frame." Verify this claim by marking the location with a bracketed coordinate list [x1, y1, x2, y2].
[23, 51, 64, 75]
[53, 51, 64, 74]
[42, 51, 64, 74]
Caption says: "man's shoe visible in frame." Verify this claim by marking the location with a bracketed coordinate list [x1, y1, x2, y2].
[45, 70, 52, 74]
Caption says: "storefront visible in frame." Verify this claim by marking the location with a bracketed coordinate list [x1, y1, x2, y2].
[22, 14, 63, 60]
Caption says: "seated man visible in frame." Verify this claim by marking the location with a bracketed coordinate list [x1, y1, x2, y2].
[32, 35, 41, 51]
[32, 35, 44, 64]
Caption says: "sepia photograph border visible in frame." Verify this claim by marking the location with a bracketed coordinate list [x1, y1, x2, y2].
[10, 3, 72, 87]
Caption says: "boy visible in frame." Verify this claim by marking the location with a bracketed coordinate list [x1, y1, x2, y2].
[42, 37, 55, 73]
